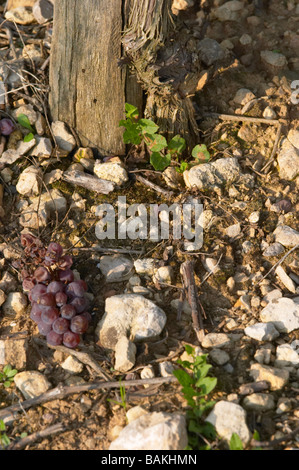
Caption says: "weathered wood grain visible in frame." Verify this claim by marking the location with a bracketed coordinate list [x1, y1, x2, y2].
[49, 0, 127, 156]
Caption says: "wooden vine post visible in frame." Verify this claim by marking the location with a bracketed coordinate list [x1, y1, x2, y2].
[49, 0, 204, 156]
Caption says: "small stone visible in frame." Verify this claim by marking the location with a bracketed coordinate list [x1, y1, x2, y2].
[239, 34, 252, 46]
[225, 223, 241, 238]
[237, 125, 256, 142]
[263, 242, 285, 257]
[162, 166, 183, 189]
[35, 112, 47, 136]
[51, 121, 76, 153]
[14, 371, 51, 399]
[263, 106, 277, 119]
[214, 1, 245, 22]
[128, 275, 142, 287]
[44, 169, 63, 185]
[251, 296, 261, 308]
[242, 393, 275, 411]
[249, 363, 289, 391]
[208, 348, 230, 365]
[260, 297, 299, 333]
[0, 149, 20, 167]
[201, 333, 231, 349]
[7, 0, 35, 8]
[73, 149, 94, 171]
[201, 257, 220, 273]
[131, 286, 152, 297]
[64, 375, 86, 386]
[16, 165, 42, 196]
[126, 406, 148, 424]
[0, 272, 18, 293]
[108, 425, 124, 441]
[0, 338, 27, 369]
[238, 294, 251, 310]
[238, 381, 269, 395]
[61, 355, 84, 374]
[184, 157, 241, 191]
[2, 292, 27, 316]
[96, 294, 167, 350]
[5, 6, 35, 24]
[287, 128, 299, 150]
[274, 225, 299, 247]
[244, 323, 280, 341]
[262, 289, 283, 304]
[153, 266, 173, 285]
[134, 258, 156, 276]
[32, 0, 53, 24]
[227, 276, 235, 291]
[197, 38, 224, 66]
[205, 400, 251, 446]
[275, 266, 297, 293]
[233, 88, 256, 106]
[1, 168, 13, 183]
[97, 254, 134, 283]
[16, 137, 37, 156]
[276, 397, 292, 414]
[220, 39, 234, 50]
[114, 336, 136, 372]
[94, 161, 128, 186]
[171, 0, 194, 14]
[140, 365, 155, 380]
[31, 136, 52, 157]
[254, 347, 272, 365]
[277, 144, 299, 180]
[275, 344, 299, 368]
[109, 412, 188, 450]
[260, 50, 287, 68]
[248, 211, 260, 224]
[0, 289, 6, 307]
[159, 361, 175, 377]
[225, 318, 238, 330]
[19, 189, 67, 229]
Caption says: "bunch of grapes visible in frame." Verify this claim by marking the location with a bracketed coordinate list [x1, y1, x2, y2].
[16, 235, 91, 349]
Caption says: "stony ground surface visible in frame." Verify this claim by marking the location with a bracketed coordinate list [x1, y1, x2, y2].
[0, 0, 298, 451]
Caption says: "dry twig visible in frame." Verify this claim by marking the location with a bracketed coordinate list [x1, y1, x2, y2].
[0, 376, 177, 424]
[180, 260, 205, 343]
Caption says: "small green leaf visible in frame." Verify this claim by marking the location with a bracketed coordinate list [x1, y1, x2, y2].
[150, 151, 171, 171]
[1, 433, 10, 446]
[229, 433, 244, 450]
[125, 103, 139, 120]
[175, 161, 189, 173]
[24, 132, 34, 142]
[194, 363, 212, 380]
[189, 420, 217, 440]
[184, 344, 195, 356]
[0, 420, 5, 431]
[17, 113, 34, 132]
[146, 133, 167, 152]
[138, 118, 159, 135]
[168, 135, 186, 155]
[4, 381, 11, 388]
[252, 429, 261, 441]
[173, 369, 193, 387]
[195, 377, 217, 395]
[3, 365, 11, 375]
[6, 369, 17, 378]
[191, 144, 211, 163]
